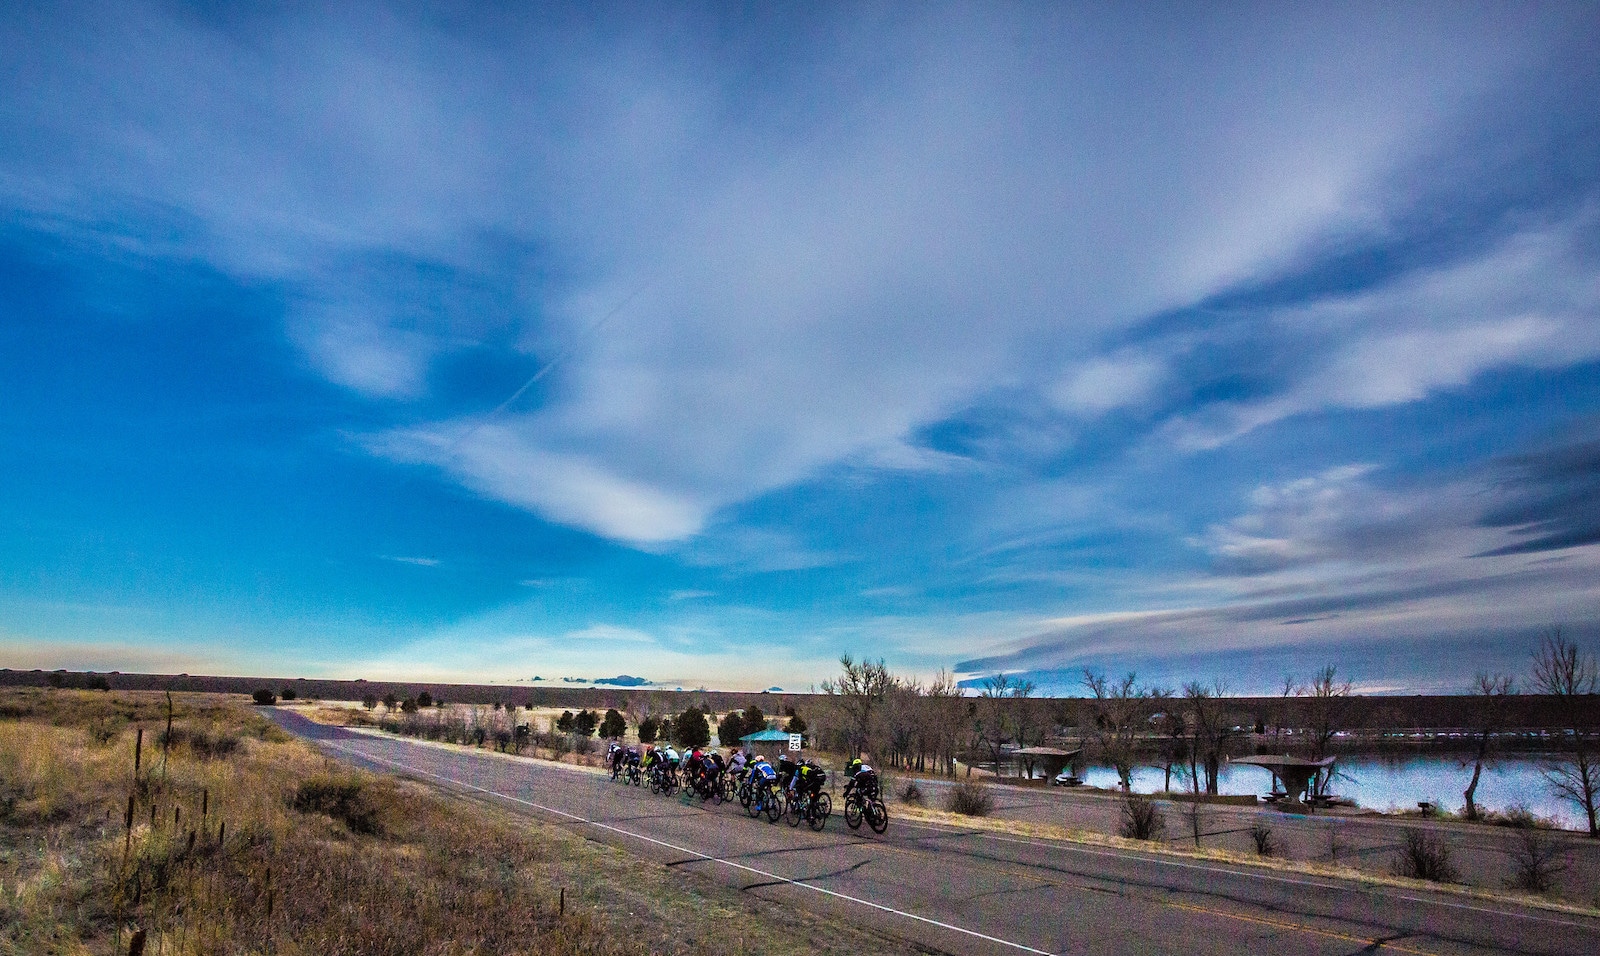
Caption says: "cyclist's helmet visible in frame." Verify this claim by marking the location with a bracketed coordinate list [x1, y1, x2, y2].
[847, 758, 862, 774]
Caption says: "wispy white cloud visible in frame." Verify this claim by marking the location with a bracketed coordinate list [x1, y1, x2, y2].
[667, 589, 715, 602]
[381, 555, 440, 567]
[961, 461, 1600, 680]
[3, 3, 1567, 546]
[1161, 217, 1600, 450]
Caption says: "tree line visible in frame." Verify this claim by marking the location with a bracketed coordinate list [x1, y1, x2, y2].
[807, 634, 1598, 837]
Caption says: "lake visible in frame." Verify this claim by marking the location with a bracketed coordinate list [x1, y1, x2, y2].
[1072, 754, 1585, 830]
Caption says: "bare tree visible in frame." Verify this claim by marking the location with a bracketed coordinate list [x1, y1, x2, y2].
[821, 654, 898, 760]
[1183, 680, 1235, 796]
[1082, 670, 1150, 791]
[975, 674, 1013, 777]
[1463, 672, 1515, 821]
[883, 679, 922, 770]
[1529, 630, 1599, 837]
[1010, 678, 1041, 773]
[924, 669, 964, 776]
[975, 674, 1037, 777]
[1150, 687, 1185, 792]
[1300, 665, 1356, 798]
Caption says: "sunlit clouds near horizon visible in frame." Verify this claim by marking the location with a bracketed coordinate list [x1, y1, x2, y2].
[2, 2, 1599, 694]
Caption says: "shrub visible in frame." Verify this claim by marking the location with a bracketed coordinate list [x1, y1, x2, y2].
[599, 708, 626, 739]
[184, 728, 241, 760]
[1506, 828, 1567, 894]
[1393, 829, 1457, 882]
[251, 689, 277, 706]
[898, 780, 924, 806]
[280, 687, 297, 701]
[1249, 823, 1277, 857]
[637, 715, 659, 744]
[1119, 793, 1166, 841]
[292, 774, 382, 834]
[947, 781, 994, 816]
[1494, 804, 1549, 829]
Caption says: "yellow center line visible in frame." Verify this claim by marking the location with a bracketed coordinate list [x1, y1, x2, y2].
[1161, 899, 1443, 956]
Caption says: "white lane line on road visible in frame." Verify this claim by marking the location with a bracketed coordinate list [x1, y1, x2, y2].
[324, 740, 1058, 956]
[890, 818, 1600, 931]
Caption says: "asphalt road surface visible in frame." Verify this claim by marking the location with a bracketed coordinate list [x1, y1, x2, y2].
[269, 711, 1600, 956]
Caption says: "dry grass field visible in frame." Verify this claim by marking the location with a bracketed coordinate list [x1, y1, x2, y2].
[0, 689, 913, 956]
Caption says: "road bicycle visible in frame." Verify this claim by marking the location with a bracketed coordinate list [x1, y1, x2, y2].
[747, 779, 783, 823]
[843, 781, 888, 833]
[786, 788, 831, 831]
[649, 763, 679, 795]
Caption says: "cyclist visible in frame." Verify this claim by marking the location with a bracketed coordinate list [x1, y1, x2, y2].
[795, 759, 826, 809]
[749, 755, 778, 809]
[728, 748, 748, 779]
[607, 741, 626, 776]
[844, 757, 878, 800]
[776, 753, 799, 795]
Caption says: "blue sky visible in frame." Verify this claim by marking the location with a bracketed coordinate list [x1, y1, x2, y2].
[3, 1, 1599, 693]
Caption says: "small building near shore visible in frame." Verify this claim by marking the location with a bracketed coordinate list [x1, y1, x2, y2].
[739, 727, 797, 756]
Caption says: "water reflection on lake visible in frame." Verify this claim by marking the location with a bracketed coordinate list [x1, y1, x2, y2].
[1073, 754, 1582, 830]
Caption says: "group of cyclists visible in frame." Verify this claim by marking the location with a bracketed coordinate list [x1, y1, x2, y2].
[607, 741, 889, 833]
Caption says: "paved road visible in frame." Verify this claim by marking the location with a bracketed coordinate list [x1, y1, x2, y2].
[270, 711, 1600, 956]
[902, 776, 1600, 894]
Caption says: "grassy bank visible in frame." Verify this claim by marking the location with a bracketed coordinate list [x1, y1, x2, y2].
[0, 689, 915, 956]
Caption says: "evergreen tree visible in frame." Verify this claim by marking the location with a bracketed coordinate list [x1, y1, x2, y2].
[674, 707, 711, 748]
[716, 710, 747, 746]
[575, 708, 599, 737]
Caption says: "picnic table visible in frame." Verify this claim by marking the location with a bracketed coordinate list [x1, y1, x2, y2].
[1228, 755, 1336, 805]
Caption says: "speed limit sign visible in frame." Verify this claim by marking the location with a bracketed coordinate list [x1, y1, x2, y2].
[788, 733, 802, 751]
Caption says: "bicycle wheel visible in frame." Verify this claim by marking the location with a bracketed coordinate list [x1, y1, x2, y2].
[844, 795, 863, 829]
[810, 793, 831, 832]
[738, 782, 752, 809]
[786, 793, 803, 827]
[867, 799, 888, 833]
[764, 791, 783, 823]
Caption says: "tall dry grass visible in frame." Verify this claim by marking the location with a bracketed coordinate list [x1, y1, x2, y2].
[1, 689, 913, 956]
[0, 690, 644, 955]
